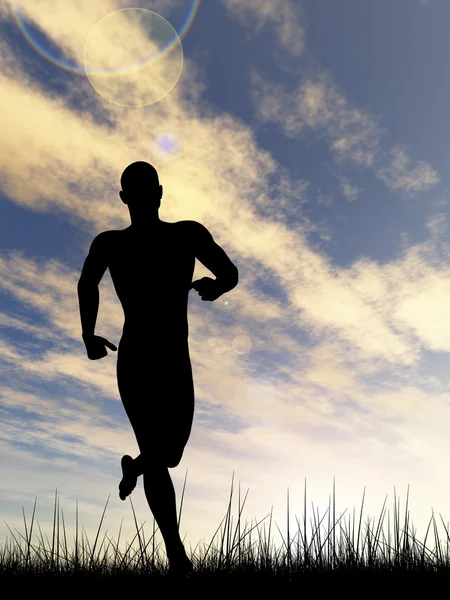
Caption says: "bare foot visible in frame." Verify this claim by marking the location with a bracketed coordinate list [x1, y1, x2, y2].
[119, 455, 137, 501]
[168, 553, 193, 578]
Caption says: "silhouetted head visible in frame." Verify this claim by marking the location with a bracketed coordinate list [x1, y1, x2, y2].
[119, 161, 163, 216]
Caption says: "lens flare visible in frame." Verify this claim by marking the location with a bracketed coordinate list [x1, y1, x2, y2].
[232, 335, 252, 355]
[83, 9, 183, 107]
[11, 0, 200, 74]
[153, 132, 182, 161]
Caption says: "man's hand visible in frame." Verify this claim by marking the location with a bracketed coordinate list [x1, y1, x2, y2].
[190, 277, 221, 302]
[83, 334, 117, 360]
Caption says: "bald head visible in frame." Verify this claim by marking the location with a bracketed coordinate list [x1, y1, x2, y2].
[119, 161, 163, 221]
[120, 161, 159, 193]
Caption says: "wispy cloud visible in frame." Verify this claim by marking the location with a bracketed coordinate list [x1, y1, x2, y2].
[339, 176, 361, 202]
[219, 0, 305, 57]
[426, 213, 447, 239]
[377, 145, 440, 194]
[250, 70, 439, 196]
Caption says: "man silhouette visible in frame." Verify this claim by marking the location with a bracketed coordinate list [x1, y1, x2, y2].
[77, 161, 239, 576]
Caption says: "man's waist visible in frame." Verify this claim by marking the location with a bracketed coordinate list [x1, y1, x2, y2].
[122, 318, 188, 334]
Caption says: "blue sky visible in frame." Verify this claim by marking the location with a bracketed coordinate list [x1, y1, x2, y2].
[2, 0, 450, 560]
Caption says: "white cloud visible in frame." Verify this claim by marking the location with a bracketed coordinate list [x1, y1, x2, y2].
[426, 213, 447, 239]
[219, 0, 305, 57]
[376, 145, 440, 194]
[339, 176, 360, 202]
[250, 70, 439, 195]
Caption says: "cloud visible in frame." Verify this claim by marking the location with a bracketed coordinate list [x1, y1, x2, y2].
[250, 70, 439, 195]
[426, 213, 447, 239]
[316, 190, 333, 207]
[339, 176, 360, 202]
[219, 0, 305, 57]
[376, 145, 440, 194]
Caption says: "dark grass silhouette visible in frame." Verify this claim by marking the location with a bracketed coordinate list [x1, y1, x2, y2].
[2, 476, 450, 593]
[77, 162, 239, 577]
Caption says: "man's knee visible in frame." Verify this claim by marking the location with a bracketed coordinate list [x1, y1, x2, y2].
[165, 442, 186, 467]
[166, 449, 183, 468]
[141, 449, 182, 469]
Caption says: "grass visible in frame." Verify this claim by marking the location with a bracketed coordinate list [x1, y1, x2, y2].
[1, 471, 450, 593]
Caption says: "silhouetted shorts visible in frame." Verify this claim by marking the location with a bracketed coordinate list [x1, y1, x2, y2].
[116, 331, 194, 468]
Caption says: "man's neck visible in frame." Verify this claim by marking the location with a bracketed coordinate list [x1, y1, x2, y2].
[130, 218, 162, 229]
[128, 220, 167, 239]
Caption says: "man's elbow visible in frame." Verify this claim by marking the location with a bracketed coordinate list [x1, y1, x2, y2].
[230, 267, 239, 287]
[215, 267, 238, 294]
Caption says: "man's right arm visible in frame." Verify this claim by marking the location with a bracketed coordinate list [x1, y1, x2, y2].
[187, 221, 239, 296]
[77, 232, 110, 341]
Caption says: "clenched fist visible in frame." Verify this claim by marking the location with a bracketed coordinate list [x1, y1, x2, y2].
[190, 277, 221, 302]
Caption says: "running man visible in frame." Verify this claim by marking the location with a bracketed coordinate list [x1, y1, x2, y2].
[77, 161, 239, 576]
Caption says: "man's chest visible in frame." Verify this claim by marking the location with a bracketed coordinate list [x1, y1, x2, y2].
[108, 225, 195, 290]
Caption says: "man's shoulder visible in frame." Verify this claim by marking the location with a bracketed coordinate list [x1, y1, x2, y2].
[177, 219, 200, 227]
[90, 229, 119, 253]
[94, 229, 119, 243]
[177, 220, 207, 234]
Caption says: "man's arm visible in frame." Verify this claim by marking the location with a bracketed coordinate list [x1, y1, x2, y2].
[77, 232, 110, 340]
[188, 221, 239, 297]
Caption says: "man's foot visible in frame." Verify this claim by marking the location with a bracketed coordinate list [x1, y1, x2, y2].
[119, 455, 137, 501]
[167, 554, 193, 578]
[167, 544, 193, 578]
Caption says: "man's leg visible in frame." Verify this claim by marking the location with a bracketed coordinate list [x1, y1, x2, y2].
[134, 453, 144, 476]
[117, 336, 194, 572]
[142, 460, 187, 562]
[126, 350, 194, 482]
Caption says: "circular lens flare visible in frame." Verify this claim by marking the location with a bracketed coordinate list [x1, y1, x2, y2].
[232, 335, 252, 355]
[83, 9, 183, 107]
[153, 132, 182, 161]
[11, 0, 200, 74]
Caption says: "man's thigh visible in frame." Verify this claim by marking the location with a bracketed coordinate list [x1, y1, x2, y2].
[116, 333, 193, 392]
[116, 334, 194, 460]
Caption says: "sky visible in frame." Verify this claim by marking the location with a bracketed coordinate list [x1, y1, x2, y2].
[2, 0, 450, 563]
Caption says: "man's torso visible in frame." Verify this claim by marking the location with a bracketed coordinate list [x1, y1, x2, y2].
[106, 221, 196, 340]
